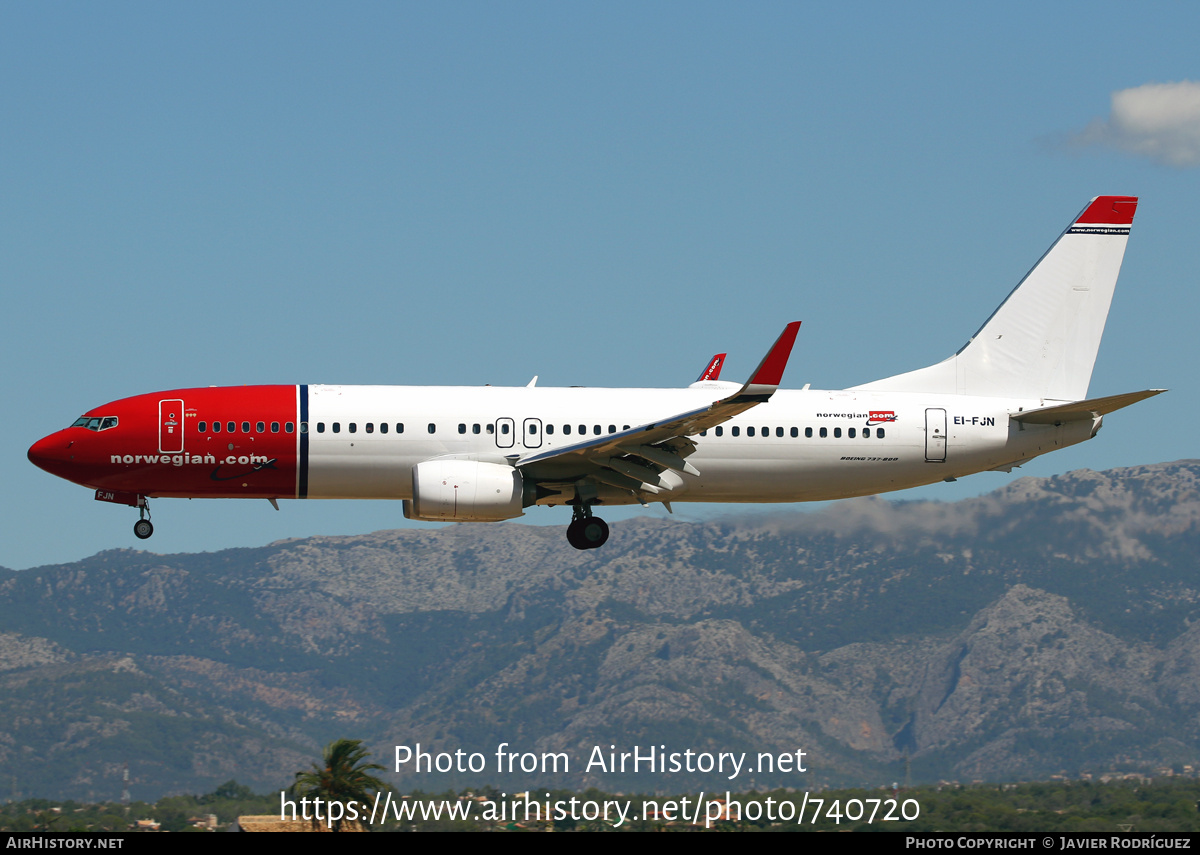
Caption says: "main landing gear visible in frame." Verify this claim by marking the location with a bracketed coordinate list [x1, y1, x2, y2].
[133, 499, 153, 540]
[567, 504, 609, 550]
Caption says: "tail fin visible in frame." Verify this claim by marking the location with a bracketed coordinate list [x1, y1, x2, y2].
[853, 196, 1138, 401]
[696, 353, 726, 382]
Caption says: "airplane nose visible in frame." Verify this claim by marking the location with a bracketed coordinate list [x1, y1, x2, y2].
[28, 432, 77, 479]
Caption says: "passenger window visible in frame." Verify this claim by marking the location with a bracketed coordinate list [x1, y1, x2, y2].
[528, 424, 536, 435]
[863, 428, 871, 438]
[700, 430, 708, 437]
[271, 422, 280, 433]
[397, 423, 405, 433]
[834, 427, 842, 438]
[459, 424, 467, 434]
[790, 427, 798, 437]
[877, 427, 885, 438]
[349, 423, 357, 434]
[715, 426, 723, 436]
[608, 425, 615, 434]
[213, 422, 222, 433]
[317, 423, 325, 433]
[777, 427, 784, 437]
[578, 425, 586, 435]
[485, 424, 492, 434]
[198, 421, 207, 433]
[593, 425, 601, 435]
[623, 425, 630, 430]
[748, 427, 756, 437]
[820, 427, 828, 438]
[848, 428, 856, 438]
[501, 423, 509, 435]
[241, 422, 250, 433]
[257, 421, 265, 433]
[427, 423, 436, 434]
[333, 423, 341, 434]
[544, 424, 552, 435]
[762, 426, 768, 436]
[227, 422, 236, 433]
[380, 423, 388, 434]
[366, 423, 374, 434]
[564, 425, 572, 435]
[805, 427, 812, 438]
[473, 424, 481, 434]
[732, 426, 740, 437]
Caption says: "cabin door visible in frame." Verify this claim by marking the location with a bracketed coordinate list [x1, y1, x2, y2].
[925, 408, 946, 462]
[159, 399, 185, 454]
[494, 417, 515, 449]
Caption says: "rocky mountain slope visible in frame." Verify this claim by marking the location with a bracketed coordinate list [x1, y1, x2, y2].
[2, 461, 1199, 799]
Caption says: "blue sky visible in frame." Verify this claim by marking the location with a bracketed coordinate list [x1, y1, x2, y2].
[4, 3, 1197, 570]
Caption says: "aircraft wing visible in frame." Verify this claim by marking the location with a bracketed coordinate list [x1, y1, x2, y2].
[1011, 389, 1166, 425]
[516, 323, 800, 496]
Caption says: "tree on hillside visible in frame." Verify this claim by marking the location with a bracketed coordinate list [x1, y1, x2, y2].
[292, 739, 391, 832]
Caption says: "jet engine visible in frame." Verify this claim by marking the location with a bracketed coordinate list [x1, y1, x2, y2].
[404, 459, 525, 522]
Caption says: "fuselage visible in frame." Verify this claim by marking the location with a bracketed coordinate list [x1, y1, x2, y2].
[23, 195, 1151, 550]
[27, 383, 1094, 508]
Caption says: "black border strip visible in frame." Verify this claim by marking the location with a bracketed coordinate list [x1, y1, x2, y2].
[298, 385, 309, 499]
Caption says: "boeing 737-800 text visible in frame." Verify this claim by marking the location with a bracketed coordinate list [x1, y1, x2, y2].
[28, 196, 1163, 549]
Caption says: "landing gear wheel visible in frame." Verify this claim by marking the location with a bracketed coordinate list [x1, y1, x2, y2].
[567, 518, 585, 550]
[133, 519, 154, 540]
[581, 516, 609, 548]
[567, 516, 609, 550]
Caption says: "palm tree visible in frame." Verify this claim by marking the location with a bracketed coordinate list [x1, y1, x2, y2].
[292, 739, 391, 832]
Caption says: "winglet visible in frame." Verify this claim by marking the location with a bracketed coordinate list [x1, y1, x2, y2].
[741, 321, 801, 397]
[696, 353, 726, 382]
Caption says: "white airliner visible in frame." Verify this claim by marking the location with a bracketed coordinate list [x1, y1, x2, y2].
[28, 196, 1162, 549]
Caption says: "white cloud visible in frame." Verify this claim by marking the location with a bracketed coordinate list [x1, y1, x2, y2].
[1071, 80, 1200, 168]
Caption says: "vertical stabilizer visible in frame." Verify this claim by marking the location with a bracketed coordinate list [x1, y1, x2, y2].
[853, 196, 1137, 401]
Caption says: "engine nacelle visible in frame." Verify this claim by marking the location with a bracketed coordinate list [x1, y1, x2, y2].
[405, 459, 525, 522]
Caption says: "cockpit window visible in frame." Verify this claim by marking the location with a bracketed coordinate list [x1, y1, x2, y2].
[71, 416, 119, 431]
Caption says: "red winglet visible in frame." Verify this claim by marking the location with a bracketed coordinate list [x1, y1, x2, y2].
[748, 322, 801, 387]
[697, 353, 726, 382]
[1076, 196, 1138, 225]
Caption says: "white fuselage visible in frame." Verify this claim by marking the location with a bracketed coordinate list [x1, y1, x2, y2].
[304, 384, 1091, 506]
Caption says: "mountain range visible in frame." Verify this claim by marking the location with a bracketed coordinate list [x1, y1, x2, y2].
[2, 460, 1199, 800]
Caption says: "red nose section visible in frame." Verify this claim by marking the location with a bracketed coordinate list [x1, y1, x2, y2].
[28, 431, 80, 482]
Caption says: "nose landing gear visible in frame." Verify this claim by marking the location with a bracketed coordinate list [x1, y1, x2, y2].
[133, 498, 153, 540]
[567, 504, 609, 550]
[94, 489, 155, 539]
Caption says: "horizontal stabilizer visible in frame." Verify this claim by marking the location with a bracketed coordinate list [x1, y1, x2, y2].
[1012, 389, 1165, 425]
